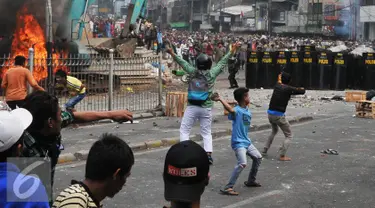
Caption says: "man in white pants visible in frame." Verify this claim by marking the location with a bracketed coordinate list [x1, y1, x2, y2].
[167, 43, 238, 164]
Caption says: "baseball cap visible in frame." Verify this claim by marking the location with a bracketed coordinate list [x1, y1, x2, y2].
[163, 140, 210, 203]
[0, 106, 33, 152]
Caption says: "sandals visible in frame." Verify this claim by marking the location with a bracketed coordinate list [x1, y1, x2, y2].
[220, 188, 239, 196]
[321, 149, 339, 155]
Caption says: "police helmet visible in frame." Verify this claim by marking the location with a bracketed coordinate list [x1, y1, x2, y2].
[196, 54, 212, 70]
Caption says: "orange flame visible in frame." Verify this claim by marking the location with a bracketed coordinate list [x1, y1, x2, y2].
[1, 5, 68, 82]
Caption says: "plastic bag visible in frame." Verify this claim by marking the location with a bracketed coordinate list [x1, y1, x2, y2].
[0, 101, 11, 111]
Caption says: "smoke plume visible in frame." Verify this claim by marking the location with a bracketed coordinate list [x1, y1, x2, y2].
[0, 0, 71, 37]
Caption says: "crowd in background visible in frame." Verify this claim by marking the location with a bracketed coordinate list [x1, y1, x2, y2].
[89, 17, 117, 38]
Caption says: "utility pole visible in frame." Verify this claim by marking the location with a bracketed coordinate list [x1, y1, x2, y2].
[352, 0, 357, 41]
[219, 0, 222, 32]
[254, 0, 257, 31]
[268, 0, 272, 35]
[45, 0, 54, 95]
[160, 0, 163, 29]
[190, 0, 194, 32]
[207, 0, 211, 25]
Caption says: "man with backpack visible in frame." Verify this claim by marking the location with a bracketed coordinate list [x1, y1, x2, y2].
[167, 42, 239, 165]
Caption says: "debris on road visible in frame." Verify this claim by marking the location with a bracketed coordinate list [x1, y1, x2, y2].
[320, 95, 344, 101]
[320, 149, 339, 155]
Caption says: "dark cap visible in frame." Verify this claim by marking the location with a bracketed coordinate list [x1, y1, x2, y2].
[163, 140, 210, 203]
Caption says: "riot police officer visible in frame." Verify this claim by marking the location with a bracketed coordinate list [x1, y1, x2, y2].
[228, 47, 241, 89]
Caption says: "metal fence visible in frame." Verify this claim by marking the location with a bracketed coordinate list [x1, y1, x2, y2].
[0, 49, 163, 113]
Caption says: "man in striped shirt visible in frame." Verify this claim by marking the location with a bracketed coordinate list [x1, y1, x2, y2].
[52, 134, 134, 208]
[55, 70, 86, 110]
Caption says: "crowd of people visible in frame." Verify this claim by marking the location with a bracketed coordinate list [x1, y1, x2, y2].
[3, 19, 375, 207]
[0, 31, 310, 208]
[89, 17, 117, 38]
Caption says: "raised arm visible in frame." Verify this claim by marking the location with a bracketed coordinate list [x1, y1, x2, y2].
[168, 48, 195, 74]
[210, 43, 239, 78]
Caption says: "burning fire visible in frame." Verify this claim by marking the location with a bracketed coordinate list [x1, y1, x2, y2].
[1, 5, 67, 82]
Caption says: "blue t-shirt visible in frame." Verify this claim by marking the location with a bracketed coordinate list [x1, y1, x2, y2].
[0, 162, 49, 208]
[228, 105, 252, 150]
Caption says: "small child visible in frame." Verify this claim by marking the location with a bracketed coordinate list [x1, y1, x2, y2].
[212, 88, 262, 196]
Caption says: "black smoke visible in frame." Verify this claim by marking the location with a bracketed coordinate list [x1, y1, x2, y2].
[0, 0, 71, 55]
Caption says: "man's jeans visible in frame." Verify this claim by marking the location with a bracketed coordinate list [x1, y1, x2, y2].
[180, 105, 213, 152]
[265, 114, 293, 156]
[65, 93, 86, 109]
[224, 144, 262, 189]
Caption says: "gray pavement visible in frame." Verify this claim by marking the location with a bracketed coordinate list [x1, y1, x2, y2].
[55, 112, 375, 207]
[61, 97, 353, 155]
[61, 71, 353, 155]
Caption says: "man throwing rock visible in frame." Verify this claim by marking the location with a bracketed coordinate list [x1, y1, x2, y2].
[262, 72, 305, 161]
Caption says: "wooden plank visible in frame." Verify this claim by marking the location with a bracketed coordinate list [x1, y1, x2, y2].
[355, 101, 375, 112]
[356, 111, 375, 119]
[171, 93, 177, 117]
[165, 92, 188, 117]
[346, 91, 367, 102]
[166, 93, 170, 116]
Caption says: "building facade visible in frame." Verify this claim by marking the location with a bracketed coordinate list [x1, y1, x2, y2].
[360, 0, 375, 40]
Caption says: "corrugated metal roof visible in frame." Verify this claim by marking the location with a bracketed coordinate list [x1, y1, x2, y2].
[222, 5, 253, 16]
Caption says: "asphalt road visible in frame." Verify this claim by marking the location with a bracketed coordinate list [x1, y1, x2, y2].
[60, 101, 352, 155]
[54, 113, 375, 207]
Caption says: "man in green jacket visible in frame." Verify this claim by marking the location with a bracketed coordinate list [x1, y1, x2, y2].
[167, 42, 239, 165]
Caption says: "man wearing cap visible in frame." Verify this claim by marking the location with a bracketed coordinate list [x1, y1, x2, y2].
[163, 140, 210, 208]
[0, 102, 49, 207]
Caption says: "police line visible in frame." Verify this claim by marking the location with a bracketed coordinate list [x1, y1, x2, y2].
[245, 51, 375, 91]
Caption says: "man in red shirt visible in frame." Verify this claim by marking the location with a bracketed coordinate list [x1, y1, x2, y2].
[206, 41, 214, 61]
[1, 56, 44, 109]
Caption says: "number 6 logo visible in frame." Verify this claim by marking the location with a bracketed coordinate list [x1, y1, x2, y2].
[13, 161, 45, 199]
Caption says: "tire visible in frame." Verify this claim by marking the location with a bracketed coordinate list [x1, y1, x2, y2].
[181, 74, 189, 83]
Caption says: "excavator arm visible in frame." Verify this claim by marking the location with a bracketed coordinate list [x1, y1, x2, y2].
[68, 0, 96, 40]
[120, 0, 147, 38]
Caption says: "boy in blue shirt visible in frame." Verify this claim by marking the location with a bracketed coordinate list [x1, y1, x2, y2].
[212, 88, 262, 196]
